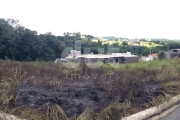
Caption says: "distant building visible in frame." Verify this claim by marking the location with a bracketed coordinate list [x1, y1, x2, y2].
[54, 58, 69, 63]
[102, 39, 108, 41]
[80, 35, 86, 39]
[167, 49, 180, 59]
[129, 41, 140, 46]
[122, 39, 128, 42]
[133, 44, 140, 46]
[66, 50, 81, 60]
[141, 53, 158, 61]
[61, 51, 139, 64]
[149, 53, 158, 60]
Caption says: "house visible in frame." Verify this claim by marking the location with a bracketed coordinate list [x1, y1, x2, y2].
[141, 53, 158, 61]
[80, 35, 86, 39]
[149, 53, 158, 60]
[63, 51, 139, 64]
[141, 56, 151, 61]
[134, 44, 140, 46]
[102, 39, 108, 41]
[54, 58, 69, 63]
[129, 41, 140, 46]
[167, 49, 180, 59]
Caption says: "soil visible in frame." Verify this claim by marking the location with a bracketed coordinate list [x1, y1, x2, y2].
[16, 81, 164, 117]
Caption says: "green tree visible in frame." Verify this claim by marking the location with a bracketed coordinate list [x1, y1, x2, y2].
[158, 51, 166, 60]
[122, 41, 128, 47]
[115, 38, 118, 43]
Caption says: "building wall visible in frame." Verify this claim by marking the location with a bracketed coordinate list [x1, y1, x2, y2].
[124, 56, 139, 63]
[79, 57, 139, 64]
[85, 58, 102, 63]
[110, 57, 125, 63]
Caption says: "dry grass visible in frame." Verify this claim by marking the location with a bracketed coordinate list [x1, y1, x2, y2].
[77, 108, 95, 120]
[0, 59, 180, 119]
[0, 65, 27, 107]
[96, 103, 131, 120]
[39, 103, 67, 120]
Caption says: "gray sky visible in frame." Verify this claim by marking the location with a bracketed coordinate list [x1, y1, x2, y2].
[0, 0, 180, 39]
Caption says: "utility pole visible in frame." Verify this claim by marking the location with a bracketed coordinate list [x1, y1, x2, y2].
[150, 48, 151, 61]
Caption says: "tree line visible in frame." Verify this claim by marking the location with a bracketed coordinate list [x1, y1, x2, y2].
[1, 18, 180, 61]
[0, 18, 66, 61]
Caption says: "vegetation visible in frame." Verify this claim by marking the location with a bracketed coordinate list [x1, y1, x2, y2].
[0, 18, 65, 61]
[87, 39, 180, 56]
[1, 59, 180, 119]
[158, 51, 166, 60]
[1, 17, 180, 120]
[1, 18, 180, 62]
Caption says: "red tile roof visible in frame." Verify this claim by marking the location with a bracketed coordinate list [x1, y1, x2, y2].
[149, 53, 158, 58]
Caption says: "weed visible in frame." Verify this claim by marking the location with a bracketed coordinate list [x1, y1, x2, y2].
[0, 65, 27, 106]
[149, 95, 170, 107]
[77, 108, 95, 120]
[40, 103, 67, 120]
[96, 103, 131, 120]
[163, 81, 180, 95]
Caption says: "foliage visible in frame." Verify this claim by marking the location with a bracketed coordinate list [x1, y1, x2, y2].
[1, 18, 180, 61]
[158, 51, 166, 60]
[0, 18, 64, 61]
[122, 41, 128, 47]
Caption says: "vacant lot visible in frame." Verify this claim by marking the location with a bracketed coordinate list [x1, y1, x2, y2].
[0, 59, 180, 120]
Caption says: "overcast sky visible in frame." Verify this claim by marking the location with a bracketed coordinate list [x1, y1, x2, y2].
[0, 0, 180, 39]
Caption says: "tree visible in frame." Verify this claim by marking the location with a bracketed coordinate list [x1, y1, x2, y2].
[0, 18, 17, 60]
[158, 51, 166, 60]
[115, 38, 118, 43]
[0, 18, 65, 61]
[122, 41, 128, 47]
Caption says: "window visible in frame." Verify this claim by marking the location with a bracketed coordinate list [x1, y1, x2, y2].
[116, 59, 118, 63]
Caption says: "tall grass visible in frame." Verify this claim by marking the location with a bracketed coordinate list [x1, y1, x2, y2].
[96, 103, 131, 120]
[0, 65, 27, 107]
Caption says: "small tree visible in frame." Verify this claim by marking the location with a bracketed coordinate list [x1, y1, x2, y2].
[158, 51, 166, 60]
[115, 38, 118, 43]
[122, 41, 128, 47]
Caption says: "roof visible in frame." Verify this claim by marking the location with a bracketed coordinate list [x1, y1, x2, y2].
[149, 53, 158, 58]
[74, 54, 138, 59]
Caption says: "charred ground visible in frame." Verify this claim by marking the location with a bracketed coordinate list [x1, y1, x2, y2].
[0, 60, 180, 119]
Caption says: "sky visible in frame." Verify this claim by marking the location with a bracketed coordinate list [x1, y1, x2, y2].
[0, 0, 180, 39]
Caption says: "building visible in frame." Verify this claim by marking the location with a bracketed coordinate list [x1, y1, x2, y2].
[149, 53, 158, 60]
[62, 50, 139, 64]
[54, 58, 69, 63]
[134, 44, 140, 46]
[167, 49, 180, 59]
[141, 53, 158, 61]
[102, 39, 108, 41]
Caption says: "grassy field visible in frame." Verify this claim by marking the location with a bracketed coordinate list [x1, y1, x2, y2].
[0, 59, 180, 120]
[92, 40, 163, 47]
[92, 40, 122, 45]
[140, 41, 163, 47]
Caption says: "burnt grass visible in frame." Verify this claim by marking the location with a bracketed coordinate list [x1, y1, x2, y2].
[17, 83, 163, 117]
[1, 60, 180, 119]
